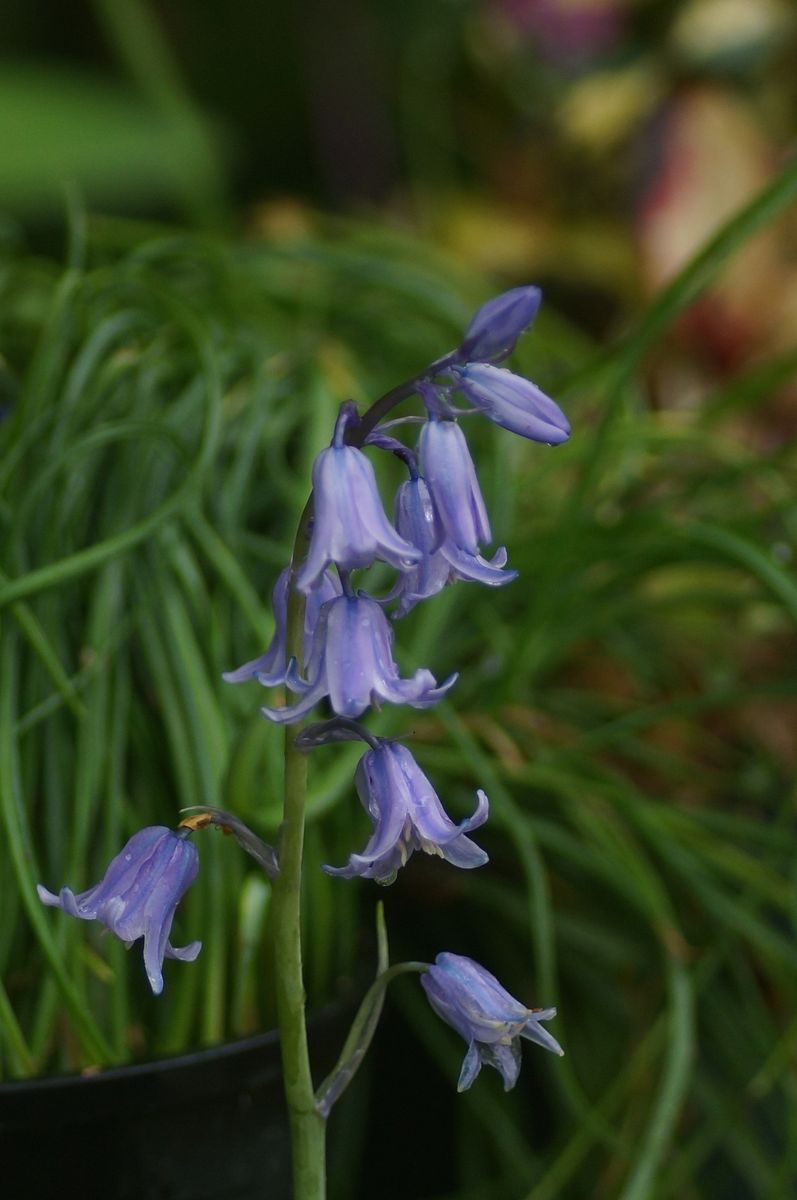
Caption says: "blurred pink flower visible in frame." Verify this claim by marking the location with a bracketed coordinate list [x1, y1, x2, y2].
[489, 0, 625, 63]
[637, 86, 789, 371]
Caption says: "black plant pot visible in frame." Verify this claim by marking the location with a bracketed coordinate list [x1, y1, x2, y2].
[0, 1006, 347, 1200]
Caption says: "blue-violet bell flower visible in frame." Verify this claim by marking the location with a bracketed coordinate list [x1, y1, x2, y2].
[260, 592, 456, 723]
[390, 474, 516, 616]
[419, 419, 492, 556]
[222, 566, 340, 686]
[421, 952, 564, 1092]
[452, 362, 571, 445]
[37, 826, 201, 995]
[458, 285, 542, 364]
[295, 407, 419, 593]
[324, 740, 488, 884]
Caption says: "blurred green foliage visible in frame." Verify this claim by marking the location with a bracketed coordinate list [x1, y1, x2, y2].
[0, 156, 795, 1196]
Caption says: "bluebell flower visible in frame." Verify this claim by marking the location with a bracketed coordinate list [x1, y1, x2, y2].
[421, 953, 563, 1091]
[260, 592, 456, 723]
[389, 475, 516, 615]
[295, 408, 419, 593]
[222, 567, 340, 686]
[419, 419, 492, 556]
[324, 740, 488, 884]
[458, 286, 542, 364]
[452, 362, 571, 445]
[38, 826, 201, 995]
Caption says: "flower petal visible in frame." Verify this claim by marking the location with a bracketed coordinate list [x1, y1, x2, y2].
[165, 939, 203, 962]
[459, 286, 542, 364]
[223, 570, 290, 683]
[480, 1039, 523, 1091]
[456, 1041, 484, 1092]
[67, 827, 170, 921]
[521, 1009, 565, 1057]
[260, 676, 329, 724]
[420, 420, 491, 554]
[225, 568, 341, 686]
[296, 446, 419, 592]
[438, 541, 518, 588]
[427, 953, 531, 1040]
[324, 744, 412, 881]
[455, 363, 570, 444]
[373, 667, 458, 710]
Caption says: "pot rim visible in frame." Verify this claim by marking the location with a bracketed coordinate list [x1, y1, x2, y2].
[0, 997, 348, 1096]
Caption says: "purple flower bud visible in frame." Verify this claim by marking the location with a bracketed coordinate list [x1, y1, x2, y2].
[459, 286, 542, 363]
[390, 475, 516, 615]
[38, 827, 201, 995]
[295, 443, 420, 593]
[419, 420, 491, 555]
[260, 592, 456, 723]
[324, 741, 488, 884]
[222, 567, 341, 687]
[421, 953, 563, 1091]
[454, 363, 571, 445]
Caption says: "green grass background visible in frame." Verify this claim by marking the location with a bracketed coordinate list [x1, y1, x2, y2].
[0, 149, 795, 1198]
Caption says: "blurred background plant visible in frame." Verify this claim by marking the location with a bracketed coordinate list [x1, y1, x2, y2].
[1, 1, 796, 1197]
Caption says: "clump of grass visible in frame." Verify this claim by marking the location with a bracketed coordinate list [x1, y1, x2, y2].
[1, 156, 796, 1199]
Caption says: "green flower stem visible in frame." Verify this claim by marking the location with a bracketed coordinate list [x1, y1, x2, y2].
[272, 578, 326, 1200]
[315, 961, 428, 1118]
[269, 369, 437, 1196]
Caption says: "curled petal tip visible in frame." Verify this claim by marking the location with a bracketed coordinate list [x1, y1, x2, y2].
[167, 939, 203, 963]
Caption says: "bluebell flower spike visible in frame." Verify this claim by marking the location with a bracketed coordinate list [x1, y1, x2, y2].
[295, 406, 420, 594]
[453, 362, 571, 445]
[421, 953, 563, 1091]
[260, 593, 457, 723]
[458, 286, 542, 364]
[38, 827, 201, 995]
[324, 740, 488, 884]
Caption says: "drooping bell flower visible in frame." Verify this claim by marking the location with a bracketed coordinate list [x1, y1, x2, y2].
[295, 405, 419, 593]
[222, 567, 341, 686]
[390, 474, 516, 616]
[458, 286, 542, 364]
[419, 419, 492, 556]
[421, 953, 563, 1091]
[452, 362, 571, 445]
[38, 827, 201, 995]
[324, 739, 489, 884]
[260, 591, 456, 724]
